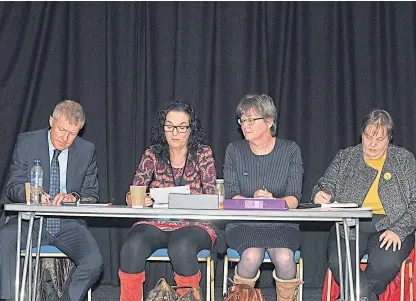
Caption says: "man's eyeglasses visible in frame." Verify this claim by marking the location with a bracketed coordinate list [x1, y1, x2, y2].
[164, 125, 190, 133]
[237, 117, 264, 125]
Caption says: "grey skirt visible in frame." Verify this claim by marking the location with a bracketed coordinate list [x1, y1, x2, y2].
[225, 222, 300, 254]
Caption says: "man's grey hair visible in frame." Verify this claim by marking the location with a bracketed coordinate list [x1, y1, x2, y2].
[52, 100, 86, 127]
[361, 108, 394, 140]
[236, 94, 277, 136]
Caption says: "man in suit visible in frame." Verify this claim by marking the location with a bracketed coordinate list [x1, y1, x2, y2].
[0, 100, 103, 301]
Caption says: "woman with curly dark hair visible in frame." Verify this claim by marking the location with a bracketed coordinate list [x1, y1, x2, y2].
[119, 101, 217, 301]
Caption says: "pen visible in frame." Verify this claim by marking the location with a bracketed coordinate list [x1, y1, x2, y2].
[319, 183, 335, 202]
[318, 183, 330, 195]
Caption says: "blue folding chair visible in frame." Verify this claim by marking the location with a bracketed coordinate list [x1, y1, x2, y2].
[21, 245, 92, 301]
[146, 248, 214, 301]
[222, 248, 303, 300]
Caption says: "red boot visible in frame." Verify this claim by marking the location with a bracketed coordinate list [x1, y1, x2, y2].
[119, 270, 145, 301]
[174, 270, 202, 296]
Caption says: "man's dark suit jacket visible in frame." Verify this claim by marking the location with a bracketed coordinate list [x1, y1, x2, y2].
[7, 128, 99, 203]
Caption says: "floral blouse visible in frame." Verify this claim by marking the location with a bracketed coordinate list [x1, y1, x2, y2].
[131, 144, 217, 245]
[132, 144, 216, 193]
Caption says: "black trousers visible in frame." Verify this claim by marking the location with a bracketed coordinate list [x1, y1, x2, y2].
[119, 224, 211, 276]
[0, 216, 103, 301]
[327, 215, 414, 300]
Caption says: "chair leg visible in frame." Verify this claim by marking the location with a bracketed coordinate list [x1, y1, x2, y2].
[211, 259, 215, 301]
[409, 260, 413, 301]
[327, 268, 332, 301]
[223, 255, 229, 295]
[298, 258, 303, 301]
[206, 258, 210, 301]
[400, 260, 406, 301]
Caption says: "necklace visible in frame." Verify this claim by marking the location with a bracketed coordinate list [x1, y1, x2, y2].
[169, 153, 188, 186]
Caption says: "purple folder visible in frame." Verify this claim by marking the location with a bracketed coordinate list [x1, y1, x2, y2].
[223, 198, 288, 210]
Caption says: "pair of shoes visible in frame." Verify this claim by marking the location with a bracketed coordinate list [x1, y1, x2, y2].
[42, 269, 59, 301]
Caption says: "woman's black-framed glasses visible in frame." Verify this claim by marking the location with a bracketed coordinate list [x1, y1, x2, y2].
[237, 117, 264, 125]
[164, 125, 190, 133]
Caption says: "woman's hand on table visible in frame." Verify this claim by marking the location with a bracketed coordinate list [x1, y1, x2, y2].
[253, 188, 273, 198]
[126, 192, 153, 207]
[144, 196, 153, 207]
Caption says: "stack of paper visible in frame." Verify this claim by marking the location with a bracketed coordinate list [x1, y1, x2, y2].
[150, 185, 190, 205]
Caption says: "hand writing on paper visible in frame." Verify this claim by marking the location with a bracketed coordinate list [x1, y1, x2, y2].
[253, 188, 273, 199]
[41, 191, 76, 206]
[313, 191, 332, 204]
[379, 230, 401, 251]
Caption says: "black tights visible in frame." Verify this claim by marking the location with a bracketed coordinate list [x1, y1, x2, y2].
[119, 224, 212, 276]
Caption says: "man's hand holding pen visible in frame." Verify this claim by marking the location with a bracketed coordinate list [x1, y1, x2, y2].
[41, 189, 77, 206]
[313, 183, 333, 204]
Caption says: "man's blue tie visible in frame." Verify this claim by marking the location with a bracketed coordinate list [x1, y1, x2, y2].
[46, 149, 61, 236]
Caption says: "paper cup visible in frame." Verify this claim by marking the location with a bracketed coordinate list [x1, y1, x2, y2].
[130, 186, 147, 208]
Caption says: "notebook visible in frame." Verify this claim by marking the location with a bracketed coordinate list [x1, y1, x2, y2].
[150, 185, 191, 208]
[321, 202, 358, 208]
[223, 198, 288, 210]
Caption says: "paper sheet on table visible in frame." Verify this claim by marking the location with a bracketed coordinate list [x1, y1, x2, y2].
[321, 202, 358, 208]
[150, 185, 190, 205]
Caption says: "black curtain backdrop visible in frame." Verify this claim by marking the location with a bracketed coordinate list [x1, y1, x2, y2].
[1, 1, 416, 290]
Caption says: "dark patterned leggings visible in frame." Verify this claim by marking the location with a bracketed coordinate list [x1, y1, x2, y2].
[119, 224, 211, 276]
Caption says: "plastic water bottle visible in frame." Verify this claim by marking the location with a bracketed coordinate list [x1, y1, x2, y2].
[30, 159, 43, 205]
[215, 179, 224, 210]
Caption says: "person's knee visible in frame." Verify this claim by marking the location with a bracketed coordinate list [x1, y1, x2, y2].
[270, 249, 294, 268]
[168, 237, 197, 260]
[120, 235, 149, 259]
[81, 252, 103, 278]
[240, 248, 265, 267]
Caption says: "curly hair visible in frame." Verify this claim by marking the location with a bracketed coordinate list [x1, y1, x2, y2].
[150, 101, 206, 164]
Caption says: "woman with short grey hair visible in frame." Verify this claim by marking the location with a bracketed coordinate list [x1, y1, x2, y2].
[224, 94, 304, 301]
[312, 108, 416, 300]
[236, 94, 278, 136]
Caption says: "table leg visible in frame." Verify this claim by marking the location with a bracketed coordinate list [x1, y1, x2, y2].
[32, 216, 44, 301]
[20, 213, 35, 301]
[15, 213, 22, 301]
[344, 226, 349, 301]
[343, 218, 355, 301]
[335, 222, 345, 300]
[28, 243, 32, 301]
[355, 218, 360, 301]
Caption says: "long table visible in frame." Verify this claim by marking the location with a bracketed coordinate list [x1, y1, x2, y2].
[4, 203, 372, 301]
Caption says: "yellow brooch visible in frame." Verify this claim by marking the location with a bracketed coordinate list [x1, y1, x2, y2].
[384, 172, 392, 180]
